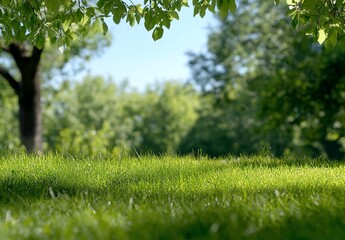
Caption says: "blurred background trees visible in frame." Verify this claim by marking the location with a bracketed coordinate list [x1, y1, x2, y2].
[187, 0, 345, 159]
[41, 77, 200, 156]
[0, 79, 19, 150]
[0, 0, 344, 159]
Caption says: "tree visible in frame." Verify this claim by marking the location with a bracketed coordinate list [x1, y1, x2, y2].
[0, 44, 43, 152]
[44, 76, 133, 155]
[42, 77, 200, 155]
[282, 0, 345, 47]
[179, 95, 261, 157]
[188, 0, 345, 159]
[257, 42, 345, 159]
[0, 36, 109, 153]
[137, 82, 200, 154]
[0, 1, 343, 46]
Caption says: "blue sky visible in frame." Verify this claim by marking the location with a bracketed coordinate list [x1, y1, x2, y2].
[83, 8, 217, 90]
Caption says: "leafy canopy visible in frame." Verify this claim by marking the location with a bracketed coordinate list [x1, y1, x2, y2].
[1, 0, 344, 48]
[279, 0, 345, 47]
[0, 0, 237, 46]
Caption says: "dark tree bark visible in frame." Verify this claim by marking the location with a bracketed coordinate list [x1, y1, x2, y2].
[0, 43, 43, 153]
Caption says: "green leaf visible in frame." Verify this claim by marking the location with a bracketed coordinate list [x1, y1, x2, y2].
[36, 35, 45, 49]
[90, 18, 102, 34]
[162, 15, 171, 29]
[219, 7, 228, 18]
[273, 0, 279, 4]
[329, 29, 338, 46]
[127, 14, 136, 27]
[152, 26, 164, 41]
[75, 9, 84, 22]
[18, 26, 26, 41]
[217, 0, 229, 18]
[86, 7, 96, 18]
[97, 0, 106, 9]
[317, 29, 327, 44]
[200, 5, 207, 18]
[135, 13, 141, 24]
[324, 39, 333, 49]
[113, 9, 123, 24]
[79, 15, 90, 26]
[217, 0, 224, 10]
[46, 0, 71, 13]
[113, 15, 121, 24]
[162, 0, 171, 8]
[10, 19, 20, 34]
[62, 18, 72, 31]
[175, 3, 182, 11]
[208, 3, 215, 13]
[103, 3, 113, 16]
[136, 4, 143, 14]
[194, 5, 201, 17]
[46, 1, 60, 13]
[336, 0, 343, 8]
[169, 10, 179, 20]
[144, 11, 156, 31]
[229, 0, 236, 14]
[101, 19, 108, 35]
[302, 0, 315, 9]
[291, 13, 299, 28]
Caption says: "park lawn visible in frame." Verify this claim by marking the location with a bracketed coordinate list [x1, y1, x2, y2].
[0, 153, 345, 239]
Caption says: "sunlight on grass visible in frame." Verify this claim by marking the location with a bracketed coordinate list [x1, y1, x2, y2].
[0, 153, 344, 239]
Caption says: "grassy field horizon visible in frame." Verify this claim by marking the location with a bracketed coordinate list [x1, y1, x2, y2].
[0, 153, 345, 239]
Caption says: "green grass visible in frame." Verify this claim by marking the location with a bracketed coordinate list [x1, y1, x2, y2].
[0, 153, 345, 239]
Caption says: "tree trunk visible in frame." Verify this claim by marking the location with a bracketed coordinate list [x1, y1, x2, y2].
[19, 60, 43, 153]
[321, 136, 343, 160]
[0, 43, 43, 153]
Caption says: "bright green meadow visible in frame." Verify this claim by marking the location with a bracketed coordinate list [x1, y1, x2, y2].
[0, 153, 345, 239]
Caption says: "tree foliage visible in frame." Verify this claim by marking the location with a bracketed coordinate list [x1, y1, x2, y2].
[0, 0, 237, 45]
[41, 77, 200, 155]
[0, 80, 20, 150]
[283, 0, 345, 47]
[188, 0, 345, 159]
[0, 0, 344, 46]
[0, 31, 110, 152]
[137, 82, 200, 154]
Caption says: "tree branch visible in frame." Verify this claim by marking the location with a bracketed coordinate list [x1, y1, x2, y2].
[0, 66, 20, 95]
[31, 46, 43, 66]
[8, 43, 26, 70]
[1, 46, 11, 54]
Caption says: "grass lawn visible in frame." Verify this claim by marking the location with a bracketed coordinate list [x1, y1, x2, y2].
[0, 153, 345, 239]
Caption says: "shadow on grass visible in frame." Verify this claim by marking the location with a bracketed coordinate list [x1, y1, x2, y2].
[127, 204, 345, 240]
[0, 162, 221, 202]
[1, 154, 345, 205]
[1, 169, 345, 205]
